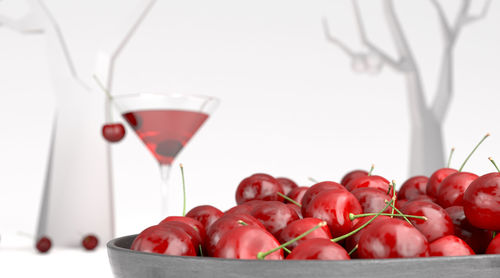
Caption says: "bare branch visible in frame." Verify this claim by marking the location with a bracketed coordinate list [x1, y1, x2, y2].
[463, 0, 492, 24]
[429, 0, 452, 41]
[322, 17, 356, 58]
[351, 0, 403, 71]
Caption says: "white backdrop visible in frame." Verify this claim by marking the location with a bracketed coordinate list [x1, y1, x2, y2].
[1, 0, 499, 276]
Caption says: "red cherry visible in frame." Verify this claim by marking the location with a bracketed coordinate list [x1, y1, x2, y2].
[277, 218, 332, 252]
[185, 205, 224, 231]
[159, 221, 203, 255]
[303, 189, 362, 237]
[345, 175, 392, 195]
[250, 201, 300, 237]
[429, 235, 475, 256]
[213, 225, 283, 260]
[426, 168, 458, 199]
[397, 176, 429, 201]
[205, 213, 265, 256]
[340, 169, 369, 186]
[463, 172, 500, 231]
[225, 200, 266, 215]
[486, 234, 500, 254]
[351, 187, 392, 214]
[286, 203, 302, 219]
[358, 217, 430, 258]
[436, 172, 478, 208]
[286, 186, 309, 206]
[82, 234, 98, 250]
[36, 236, 52, 253]
[159, 216, 206, 244]
[286, 238, 350, 260]
[400, 200, 454, 242]
[276, 177, 298, 195]
[300, 181, 345, 216]
[101, 123, 125, 143]
[131, 225, 196, 256]
[344, 215, 392, 257]
[235, 174, 284, 204]
[445, 205, 493, 254]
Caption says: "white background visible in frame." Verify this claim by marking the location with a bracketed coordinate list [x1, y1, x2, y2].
[1, 0, 499, 277]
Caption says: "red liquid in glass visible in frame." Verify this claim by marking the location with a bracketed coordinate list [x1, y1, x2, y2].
[122, 110, 209, 165]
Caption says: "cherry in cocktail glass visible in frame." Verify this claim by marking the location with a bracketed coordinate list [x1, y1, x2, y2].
[114, 93, 219, 217]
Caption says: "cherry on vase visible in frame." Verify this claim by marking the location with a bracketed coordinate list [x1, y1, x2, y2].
[102, 123, 125, 143]
[36, 236, 52, 253]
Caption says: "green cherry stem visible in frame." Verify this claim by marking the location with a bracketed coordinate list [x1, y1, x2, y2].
[277, 192, 302, 207]
[488, 157, 500, 173]
[180, 164, 187, 217]
[199, 245, 203, 257]
[493, 231, 497, 238]
[391, 180, 396, 217]
[447, 147, 455, 168]
[349, 212, 427, 221]
[368, 164, 375, 176]
[331, 198, 394, 243]
[386, 202, 412, 225]
[256, 221, 327, 260]
[348, 245, 358, 256]
[308, 177, 318, 183]
[458, 133, 490, 172]
[238, 220, 248, 226]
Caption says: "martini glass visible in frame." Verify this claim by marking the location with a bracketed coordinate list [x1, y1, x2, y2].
[113, 93, 219, 217]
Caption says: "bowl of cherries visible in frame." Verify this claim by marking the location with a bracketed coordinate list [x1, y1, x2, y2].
[107, 137, 500, 278]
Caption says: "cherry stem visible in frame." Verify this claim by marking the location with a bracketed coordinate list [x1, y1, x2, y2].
[447, 147, 455, 168]
[283, 247, 291, 254]
[349, 212, 426, 221]
[199, 244, 203, 257]
[348, 244, 358, 256]
[488, 157, 500, 173]
[493, 231, 497, 239]
[331, 198, 394, 243]
[308, 177, 318, 183]
[391, 180, 396, 217]
[387, 202, 412, 225]
[180, 164, 186, 217]
[458, 133, 490, 172]
[277, 192, 302, 207]
[238, 220, 248, 226]
[92, 75, 113, 100]
[368, 164, 374, 176]
[256, 221, 327, 260]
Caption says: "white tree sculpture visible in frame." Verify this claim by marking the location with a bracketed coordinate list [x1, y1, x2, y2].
[323, 0, 491, 176]
[0, 0, 157, 246]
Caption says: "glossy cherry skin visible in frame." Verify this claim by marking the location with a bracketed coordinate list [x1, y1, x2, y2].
[463, 172, 500, 231]
[213, 225, 283, 260]
[486, 234, 500, 254]
[286, 238, 350, 260]
[426, 168, 458, 199]
[345, 175, 392, 195]
[286, 186, 309, 205]
[429, 235, 475, 257]
[398, 176, 429, 201]
[286, 203, 302, 219]
[278, 218, 332, 251]
[160, 221, 203, 255]
[205, 213, 265, 256]
[344, 215, 391, 257]
[301, 181, 346, 216]
[131, 225, 196, 256]
[445, 205, 492, 254]
[250, 201, 300, 237]
[82, 234, 98, 250]
[436, 172, 478, 208]
[185, 205, 224, 231]
[340, 169, 368, 186]
[225, 200, 266, 215]
[358, 217, 430, 258]
[351, 187, 392, 214]
[276, 177, 298, 195]
[303, 189, 362, 237]
[36, 236, 52, 253]
[159, 216, 206, 244]
[235, 174, 284, 204]
[400, 200, 454, 242]
[102, 123, 125, 143]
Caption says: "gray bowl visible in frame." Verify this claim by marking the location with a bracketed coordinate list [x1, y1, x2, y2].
[108, 235, 500, 278]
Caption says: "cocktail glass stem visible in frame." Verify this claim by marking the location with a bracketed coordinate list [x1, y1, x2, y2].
[159, 164, 173, 217]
